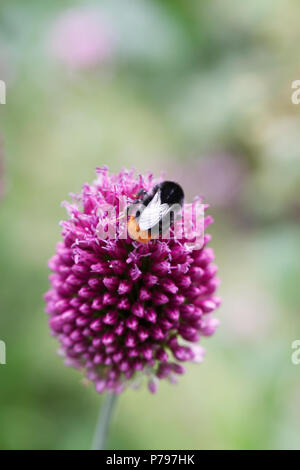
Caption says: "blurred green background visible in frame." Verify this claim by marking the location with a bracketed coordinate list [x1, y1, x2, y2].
[0, 0, 300, 450]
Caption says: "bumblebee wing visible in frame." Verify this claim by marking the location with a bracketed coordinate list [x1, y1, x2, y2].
[138, 191, 170, 231]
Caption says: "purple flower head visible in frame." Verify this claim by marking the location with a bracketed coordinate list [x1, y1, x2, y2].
[45, 168, 220, 394]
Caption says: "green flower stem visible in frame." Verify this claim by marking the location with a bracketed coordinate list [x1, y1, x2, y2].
[92, 393, 118, 450]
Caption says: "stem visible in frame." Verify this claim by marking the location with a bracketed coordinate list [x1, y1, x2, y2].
[92, 393, 118, 450]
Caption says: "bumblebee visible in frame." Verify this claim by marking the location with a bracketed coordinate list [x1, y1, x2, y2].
[127, 181, 184, 243]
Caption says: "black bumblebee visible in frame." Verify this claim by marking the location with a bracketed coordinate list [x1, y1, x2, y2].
[128, 181, 184, 243]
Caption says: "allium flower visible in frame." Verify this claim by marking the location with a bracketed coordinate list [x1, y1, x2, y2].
[45, 168, 220, 394]
[49, 8, 114, 70]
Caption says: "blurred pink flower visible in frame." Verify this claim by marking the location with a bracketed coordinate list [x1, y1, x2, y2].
[49, 8, 114, 69]
[170, 153, 247, 207]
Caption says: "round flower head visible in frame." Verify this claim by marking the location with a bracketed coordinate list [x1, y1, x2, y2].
[45, 168, 220, 394]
